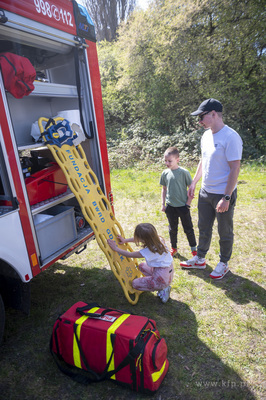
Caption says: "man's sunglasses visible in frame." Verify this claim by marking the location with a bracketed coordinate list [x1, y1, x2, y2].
[198, 111, 210, 121]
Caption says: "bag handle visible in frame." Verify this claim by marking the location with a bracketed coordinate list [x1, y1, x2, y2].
[76, 304, 132, 320]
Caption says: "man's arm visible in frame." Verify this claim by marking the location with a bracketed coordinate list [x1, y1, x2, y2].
[216, 160, 241, 213]
[188, 160, 202, 198]
[186, 191, 193, 206]
[223, 160, 241, 196]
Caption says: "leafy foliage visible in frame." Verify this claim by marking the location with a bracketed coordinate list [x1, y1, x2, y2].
[98, 0, 265, 160]
[107, 123, 202, 169]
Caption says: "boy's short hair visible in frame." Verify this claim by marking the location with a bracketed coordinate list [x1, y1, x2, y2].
[164, 146, 179, 157]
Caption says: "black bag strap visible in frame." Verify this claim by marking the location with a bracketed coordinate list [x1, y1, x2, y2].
[72, 323, 114, 382]
[76, 302, 100, 311]
[50, 318, 146, 385]
[50, 314, 106, 384]
[76, 304, 131, 320]
[50, 334, 96, 384]
[104, 336, 145, 380]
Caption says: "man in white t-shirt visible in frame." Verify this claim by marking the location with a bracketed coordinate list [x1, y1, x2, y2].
[180, 98, 243, 279]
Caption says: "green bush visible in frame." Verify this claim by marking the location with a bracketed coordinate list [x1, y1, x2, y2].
[107, 124, 203, 169]
[107, 120, 266, 169]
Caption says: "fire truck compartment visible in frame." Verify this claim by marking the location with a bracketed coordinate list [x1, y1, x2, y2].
[34, 205, 77, 260]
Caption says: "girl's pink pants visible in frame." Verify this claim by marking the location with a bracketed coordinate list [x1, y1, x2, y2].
[132, 262, 174, 291]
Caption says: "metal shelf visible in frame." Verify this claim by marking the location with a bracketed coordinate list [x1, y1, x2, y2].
[31, 188, 74, 215]
[18, 143, 46, 151]
[31, 81, 78, 98]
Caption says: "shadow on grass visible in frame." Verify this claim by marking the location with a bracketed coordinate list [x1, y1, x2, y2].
[0, 262, 257, 400]
[178, 254, 266, 309]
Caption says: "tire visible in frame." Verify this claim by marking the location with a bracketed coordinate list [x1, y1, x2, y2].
[0, 293, 5, 344]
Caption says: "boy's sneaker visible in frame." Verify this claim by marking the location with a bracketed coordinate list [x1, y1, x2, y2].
[191, 250, 197, 256]
[180, 255, 206, 269]
[210, 262, 229, 280]
[160, 286, 171, 303]
[170, 248, 178, 257]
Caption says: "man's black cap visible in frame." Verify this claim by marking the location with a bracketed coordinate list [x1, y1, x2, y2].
[191, 98, 223, 116]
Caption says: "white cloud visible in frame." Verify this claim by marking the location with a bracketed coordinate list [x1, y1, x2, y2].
[136, 0, 150, 10]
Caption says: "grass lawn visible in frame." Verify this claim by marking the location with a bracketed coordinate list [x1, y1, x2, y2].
[0, 163, 265, 400]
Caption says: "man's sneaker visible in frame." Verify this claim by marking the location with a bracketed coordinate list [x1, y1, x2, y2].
[180, 255, 206, 269]
[210, 262, 229, 280]
[157, 290, 163, 298]
[191, 250, 197, 256]
[170, 248, 178, 257]
[160, 286, 171, 303]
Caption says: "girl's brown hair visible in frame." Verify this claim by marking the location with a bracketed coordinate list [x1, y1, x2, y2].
[134, 223, 168, 255]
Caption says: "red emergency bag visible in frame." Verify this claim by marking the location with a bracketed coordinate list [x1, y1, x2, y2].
[0, 52, 36, 98]
[50, 302, 169, 393]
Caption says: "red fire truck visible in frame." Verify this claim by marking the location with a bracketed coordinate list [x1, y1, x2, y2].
[0, 0, 112, 342]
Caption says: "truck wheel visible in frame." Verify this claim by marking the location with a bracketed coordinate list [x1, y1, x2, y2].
[0, 294, 5, 344]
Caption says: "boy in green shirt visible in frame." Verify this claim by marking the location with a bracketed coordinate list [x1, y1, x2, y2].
[160, 146, 197, 257]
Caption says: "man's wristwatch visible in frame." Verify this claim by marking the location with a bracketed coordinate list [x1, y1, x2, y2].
[223, 195, 231, 201]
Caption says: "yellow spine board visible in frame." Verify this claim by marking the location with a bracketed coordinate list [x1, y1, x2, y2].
[40, 118, 142, 305]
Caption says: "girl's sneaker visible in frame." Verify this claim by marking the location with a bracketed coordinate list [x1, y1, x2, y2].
[160, 286, 171, 303]
[180, 255, 206, 269]
[209, 262, 229, 279]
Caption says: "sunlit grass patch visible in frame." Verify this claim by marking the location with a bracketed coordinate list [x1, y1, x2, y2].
[1, 163, 265, 400]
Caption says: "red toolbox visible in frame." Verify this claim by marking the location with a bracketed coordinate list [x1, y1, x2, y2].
[25, 163, 67, 205]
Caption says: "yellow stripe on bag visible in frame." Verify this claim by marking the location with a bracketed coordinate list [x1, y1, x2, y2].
[151, 360, 167, 382]
[73, 307, 100, 368]
[106, 313, 131, 380]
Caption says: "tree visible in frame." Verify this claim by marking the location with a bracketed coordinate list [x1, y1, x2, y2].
[98, 0, 265, 157]
[83, 0, 136, 41]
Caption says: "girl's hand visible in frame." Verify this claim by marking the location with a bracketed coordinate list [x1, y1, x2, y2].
[117, 235, 126, 244]
[107, 239, 118, 251]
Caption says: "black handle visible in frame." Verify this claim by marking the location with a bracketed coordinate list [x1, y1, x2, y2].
[76, 304, 130, 320]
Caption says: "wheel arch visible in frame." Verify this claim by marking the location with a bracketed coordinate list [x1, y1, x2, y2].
[0, 259, 31, 314]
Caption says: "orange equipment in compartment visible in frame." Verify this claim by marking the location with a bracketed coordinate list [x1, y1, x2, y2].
[25, 163, 68, 205]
